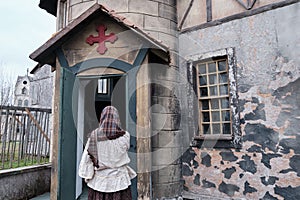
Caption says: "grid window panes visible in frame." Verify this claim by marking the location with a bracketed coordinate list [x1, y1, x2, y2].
[196, 59, 232, 138]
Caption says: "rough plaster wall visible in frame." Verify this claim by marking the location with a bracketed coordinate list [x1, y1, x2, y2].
[177, 0, 207, 29]
[179, 3, 300, 199]
[177, 0, 284, 30]
[211, 0, 282, 20]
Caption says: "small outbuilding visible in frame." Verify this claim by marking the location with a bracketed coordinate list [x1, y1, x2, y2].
[30, 4, 179, 199]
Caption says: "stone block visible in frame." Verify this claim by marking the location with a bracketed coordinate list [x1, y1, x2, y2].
[152, 181, 183, 199]
[150, 0, 176, 6]
[151, 113, 181, 131]
[128, 0, 159, 16]
[152, 130, 182, 148]
[119, 12, 144, 28]
[144, 15, 171, 33]
[99, 0, 128, 12]
[159, 3, 177, 22]
[70, 1, 95, 20]
[158, 32, 178, 51]
[149, 62, 180, 82]
[169, 51, 179, 67]
[151, 96, 181, 114]
[145, 30, 159, 41]
[152, 164, 181, 183]
[152, 146, 182, 166]
[151, 81, 180, 98]
[171, 21, 178, 31]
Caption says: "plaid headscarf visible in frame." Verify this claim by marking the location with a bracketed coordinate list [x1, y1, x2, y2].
[87, 106, 126, 168]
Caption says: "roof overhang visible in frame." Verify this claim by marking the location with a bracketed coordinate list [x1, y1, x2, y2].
[30, 3, 169, 68]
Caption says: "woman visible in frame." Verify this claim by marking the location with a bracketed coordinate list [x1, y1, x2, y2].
[79, 106, 136, 200]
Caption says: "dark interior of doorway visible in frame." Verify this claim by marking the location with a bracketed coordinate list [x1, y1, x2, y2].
[80, 75, 126, 198]
[94, 75, 126, 128]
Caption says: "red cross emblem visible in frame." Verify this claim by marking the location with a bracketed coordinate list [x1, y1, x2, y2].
[86, 25, 118, 54]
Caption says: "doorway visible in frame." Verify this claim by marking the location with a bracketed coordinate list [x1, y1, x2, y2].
[76, 74, 127, 198]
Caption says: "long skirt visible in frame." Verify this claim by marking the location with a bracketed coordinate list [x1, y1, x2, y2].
[88, 186, 132, 200]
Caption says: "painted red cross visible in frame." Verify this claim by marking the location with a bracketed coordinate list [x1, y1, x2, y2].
[86, 25, 118, 54]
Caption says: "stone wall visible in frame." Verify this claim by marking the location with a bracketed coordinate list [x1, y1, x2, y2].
[0, 164, 51, 200]
[67, 0, 178, 51]
[179, 2, 300, 199]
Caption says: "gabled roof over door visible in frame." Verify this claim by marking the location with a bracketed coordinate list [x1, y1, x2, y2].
[30, 3, 169, 69]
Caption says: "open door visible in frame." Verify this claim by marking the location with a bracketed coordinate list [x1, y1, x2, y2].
[76, 74, 130, 199]
[59, 67, 77, 200]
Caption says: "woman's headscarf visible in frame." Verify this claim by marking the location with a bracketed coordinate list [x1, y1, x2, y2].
[87, 106, 126, 167]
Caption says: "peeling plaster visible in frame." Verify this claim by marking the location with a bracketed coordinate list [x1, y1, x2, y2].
[181, 3, 300, 199]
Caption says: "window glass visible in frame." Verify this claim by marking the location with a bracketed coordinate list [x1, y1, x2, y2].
[22, 87, 27, 95]
[196, 58, 232, 138]
[24, 100, 29, 106]
[208, 62, 216, 73]
[218, 61, 227, 71]
[98, 78, 108, 94]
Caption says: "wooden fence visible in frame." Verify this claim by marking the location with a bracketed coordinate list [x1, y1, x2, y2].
[0, 106, 52, 169]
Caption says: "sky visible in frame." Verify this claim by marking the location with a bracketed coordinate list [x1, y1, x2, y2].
[0, 0, 56, 81]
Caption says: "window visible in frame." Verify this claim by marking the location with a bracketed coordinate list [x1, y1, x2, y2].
[187, 48, 241, 148]
[196, 58, 231, 139]
[22, 87, 27, 95]
[58, 0, 68, 30]
[24, 100, 29, 107]
[18, 99, 22, 106]
[98, 78, 108, 94]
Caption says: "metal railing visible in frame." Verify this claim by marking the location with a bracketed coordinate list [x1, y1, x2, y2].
[0, 105, 52, 170]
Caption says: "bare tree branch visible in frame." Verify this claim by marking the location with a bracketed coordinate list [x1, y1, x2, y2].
[0, 65, 15, 106]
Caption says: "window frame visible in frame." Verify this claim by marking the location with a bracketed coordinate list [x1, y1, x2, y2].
[21, 87, 27, 95]
[187, 48, 241, 148]
[57, 0, 68, 30]
[18, 99, 22, 106]
[24, 99, 29, 107]
[97, 78, 109, 95]
[195, 57, 232, 140]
